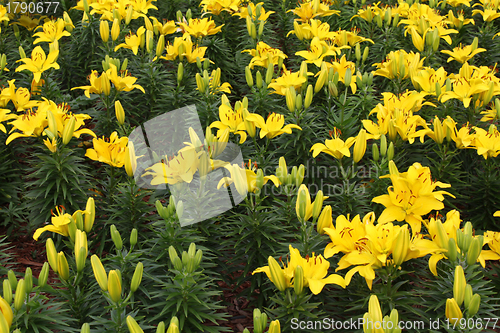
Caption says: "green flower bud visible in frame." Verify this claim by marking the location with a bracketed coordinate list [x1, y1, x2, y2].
[3, 280, 12, 304]
[58, 252, 70, 281]
[7, 271, 17, 290]
[130, 262, 144, 293]
[245, 66, 254, 87]
[268, 256, 286, 291]
[126, 315, 144, 333]
[38, 262, 49, 288]
[464, 284, 473, 309]
[24, 267, 33, 294]
[108, 270, 122, 303]
[19, 46, 26, 60]
[387, 142, 394, 161]
[91, 255, 108, 291]
[265, 62, 274, 85]
[256, 70, 263, 88]
[312, 190, 324, 220]
[176, 200, 184, 219]
[294, 265, 304, 295]
[304, 84, 313, 109]
[14, 279, 25, 311]
[130, 228, 138, 247]
[466, 236, 483, 266]
[467, 294, 481, 317]
[81, 323, 90, 333]
[296, 164, 305, 187]
[372, 143, 380, 162]
[453, 265, 466, 306]
[448, 238, 458, 262]
[156, 321, 165, 333]
[110, 225, 123, 251]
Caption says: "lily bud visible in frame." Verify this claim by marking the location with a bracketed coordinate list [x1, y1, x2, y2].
[362, 46, 369, 63]
[296, 164, 305, 187]
[62, 115, 76, 145]
[393, 226, 409, 267]
[110, 225, 123, 251]
[355, 43, 361, 62]
[328, 81, 338, 97]
[2, 280, 12, 304]
[294, 265, 304, 295]
[81, 323, 90, 333]
[255, 169, 264, 191]
[83, 0, 89, 15]
[46, 238, 58, 273]
[317, 205, 332, 234]
[111, 19, 120, 41]
[0, 297, 12, 329]
[47, 110, 58, 138]
[315, 67, 328, 93]
[467, 294, 480, 316]
[471, 37, 478, 51]
[101, 72, 111, 96]
[115, 100, 125, 125]
[245, 66, 254, 87]
[177, 62, 184, 84]
[453, 265, 466, 306]
[156, 322, 165, 333]
[344, 68, 352, 88]
[265, 62, 274, 85]
[253, 309, 263, 333]
[126, 316, 144, 333]
[312, 190, 324, 220]
[304, 84, 313, 109]
[448, 238, 458, 262]
[435, 220, 450, 252]
[83, 197, 95, 232]
[146, 29, 154, 53]
[19, 46, 26, 60]
[24, 267, 33, 295]
[100, 20, 110, 43]
[156, 35, 165, 57]
[14, 279, 25, 311]
[256, 70, 263, 88]
[372, 143, 379, 162]
[166, 321, 179, 333]
[464, 284, 473, 309]
[125, 5, 133, 25]
[387, 142, 394, 160]
[130, 262, 143, 293]
[57, 252, 70, 281]
[445, 298, 462, 325]
[38, 262, 49, 288]
[466, 236, 483, 266]
[108, 270, 122, 303]
[268, 256, 286, 291]
[91, 255, 108, 291]
[285, 87, 296, 113]
[353, 129, 367, 163]
[296, 184, 308, 221]
[269, 320, 280, 333]
[176, 200, 184, 219]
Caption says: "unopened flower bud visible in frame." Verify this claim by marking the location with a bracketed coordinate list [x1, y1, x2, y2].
[14, 279, 25, 311]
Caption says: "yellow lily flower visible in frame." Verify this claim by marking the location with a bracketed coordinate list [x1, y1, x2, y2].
[89, 0, 116, 16]
[106, 64, 145, 93]
[178, 17, 223, 38]
[129, 0, 158, 15]
[210, 96, 248, 143]
[482, 230, 500, 260]
[446, 10, 475, 29]
[85, 131, 129, 167]
[12, 15, 41, 31]
[114, 27, 146, 55]
[296, 37, 341, 67]
[242, 41, 288, 69]
[217, 160, 280, 194]
[33, 18, 71, 44]
[0, 109, 15, 133]
[441, 44, 486, 64]
[472, 7, 500, 21]
[142, 148, 201, 186]
[440, 77, 489, 108]
[267, 65, 307, 95]
[253, 244, 345, 295]
[71, 70, 106, 98]
[160, 34, 208, 63]
[326, 55, 357, 93]
[373, 50, 425, 80]
[200, 0, 240, 15]
[245, 112, 302, 139]
[372, 161, 455, 233]
[470, 125, 500, 159]
[6, 109, 47, 144]
[15, 46, 60, 84]
[310, 128, 355, 159]
[33, 206, 72, 241]
[411, 66, 448, 97]
[289, 0, 340, 22]
[323, 214, 368, 258]
[152, 18, 177, 35]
